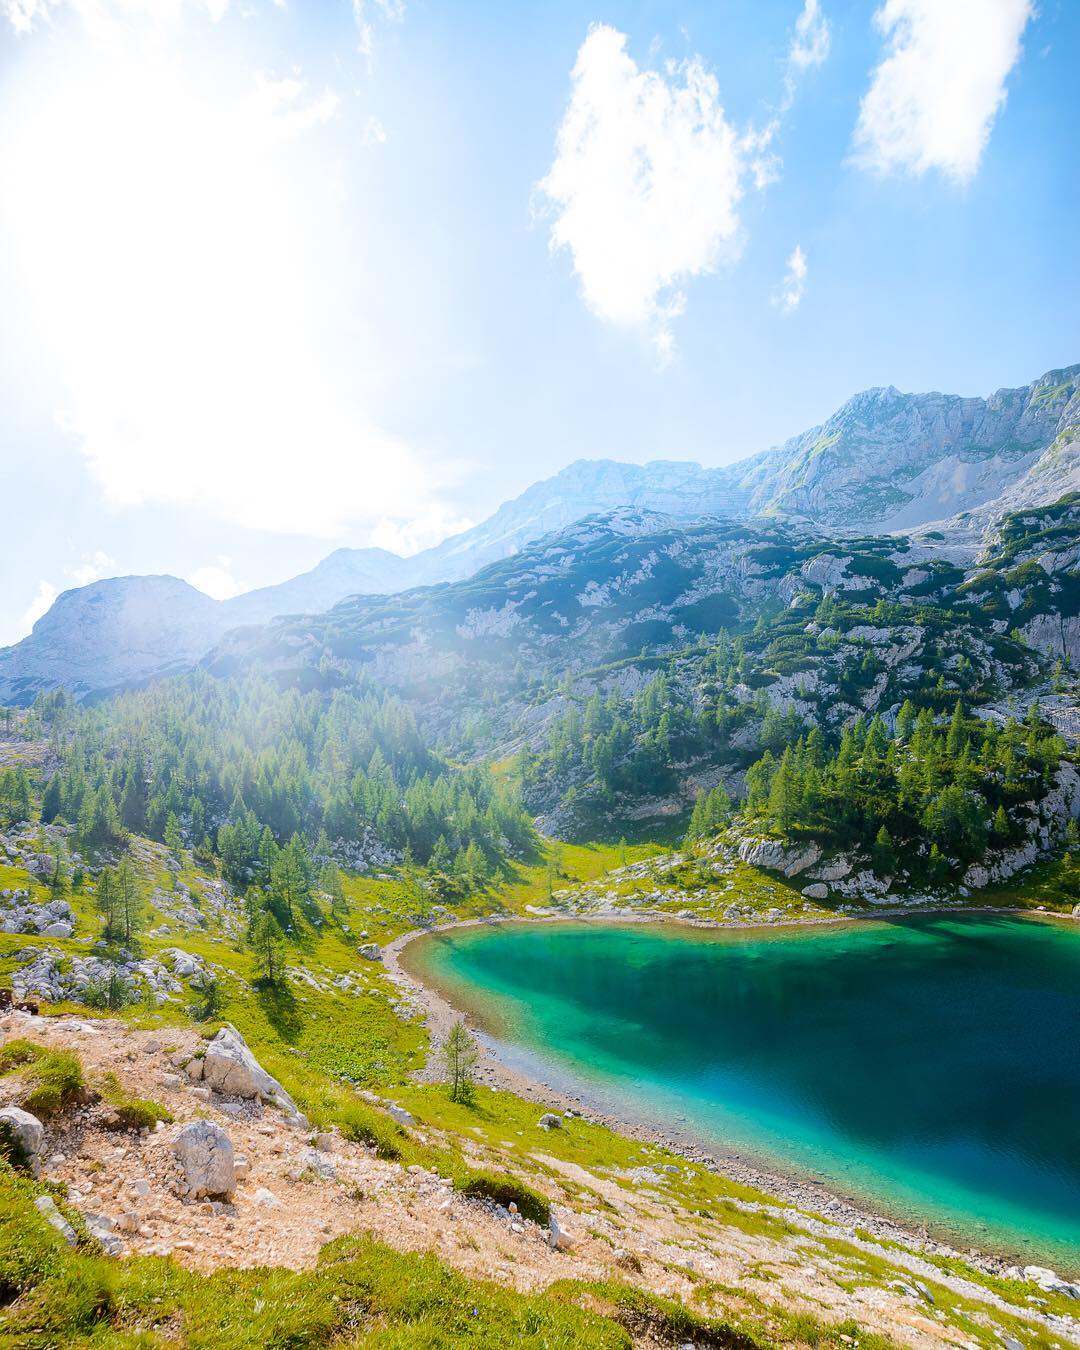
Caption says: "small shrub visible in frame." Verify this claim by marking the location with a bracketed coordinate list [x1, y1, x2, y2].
[0, 1041, 86, 1119]
[81, 968, 134, 1011]
[338, 1103, 405, 1160]
[21, 1049, 86, 1120]
[454, 1169, 550, 1226]
[0, 1039, 43, 1075]
[96, 1072, 173, 1132]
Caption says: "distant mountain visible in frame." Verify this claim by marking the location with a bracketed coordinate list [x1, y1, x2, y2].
[2, 363, 1076, 704]
[734, 363, 1080, 530]
[0, 576, 229, 705]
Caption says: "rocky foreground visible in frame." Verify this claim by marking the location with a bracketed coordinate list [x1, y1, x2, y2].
[2, 1008, 1079, 1349]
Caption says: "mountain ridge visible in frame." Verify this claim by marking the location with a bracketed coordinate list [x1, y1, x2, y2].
[2, 361, 1077, 705]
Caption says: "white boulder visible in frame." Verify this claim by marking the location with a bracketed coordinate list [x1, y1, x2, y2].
[197, 1025, 298, 1116]
[172, 1120, 235, 1198]
[34, 1194, 76, 1245]
[548, 1207, 576, 1252]
[0, 1105, 44, 1174]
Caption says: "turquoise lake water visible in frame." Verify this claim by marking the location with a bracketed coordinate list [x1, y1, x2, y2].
[408, 915, 1080, 1271]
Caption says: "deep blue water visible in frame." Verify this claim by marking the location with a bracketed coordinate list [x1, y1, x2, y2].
[409, 915, 1080, 1271]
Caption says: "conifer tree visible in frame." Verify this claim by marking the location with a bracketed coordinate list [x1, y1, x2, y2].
[251, 909, 286, 984]
[443, 1019, 478, 1103]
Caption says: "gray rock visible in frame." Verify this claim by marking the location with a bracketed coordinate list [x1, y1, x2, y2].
[85, 1213, 125, 1256]
[0, 1105, 45, 1173]
[537, 1113, 563, 1130]
[39, 922, 73, 939]
[387, 1105, 414, 1127]
[198, 1025, 298, 1115]
[801, 883, 829, 900]
[358, 943, 382, 961]
[1023, 1264, 1080, 1298]
[34, 1194, 77, 1245]
[548, 1207, 576, 1251]
[172, 1120, 235, 1198]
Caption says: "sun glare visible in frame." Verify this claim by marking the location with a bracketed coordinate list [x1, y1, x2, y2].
[0, 11, 431, 536]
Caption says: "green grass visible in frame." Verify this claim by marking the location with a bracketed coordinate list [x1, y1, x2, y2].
[0, 1165, 629, 1347]
[0, 832, 1066, 1349]
[0, 1039, 85, 1119]
[95, 1071, 173, 1132]
[0, 1162, 920, 1348]
[453, 1169, 551, 1225]
[338, 1100, 409, 1160]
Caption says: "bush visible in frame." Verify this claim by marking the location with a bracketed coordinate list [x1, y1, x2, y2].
[81, 968, 135, 1011]
[22, 1050, 86, 1120]
[338, 1103, 406, 1160]
[0, 1042, 86, 1119]
[454, 1169, 550, 1226]
[0, 1165, 76, 1304]
[96, 1072, 173, 1132]
[0, 1039, 42, 1074]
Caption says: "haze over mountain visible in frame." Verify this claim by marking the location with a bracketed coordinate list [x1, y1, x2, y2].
[1, 363, 1076, 705]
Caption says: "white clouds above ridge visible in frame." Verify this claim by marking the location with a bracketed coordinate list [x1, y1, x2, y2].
[852, 0, 1033, 182]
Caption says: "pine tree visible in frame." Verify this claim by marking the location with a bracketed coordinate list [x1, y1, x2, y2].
[320, 863, 347, 918]
[164, 813, 183, 860]
[269, 835, 312, 931]
[946, 701, 967, 759]
[95, 867, 117, 937]
[119, 760, 148, 835]
[872, 825, 895, 876]
[250, 909, 286, 984]
[114, 859, 145, 944]
[443, 1019, 478, 1103]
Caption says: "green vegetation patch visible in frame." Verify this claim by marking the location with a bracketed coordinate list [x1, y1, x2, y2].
[95, 1072, 173, 1133]
[0, 1040, 86, 1119]
[453, 1168, 551, 1225]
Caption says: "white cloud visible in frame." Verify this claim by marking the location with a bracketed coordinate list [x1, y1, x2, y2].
[368, 506, 475, 557]
[852, 0, 1033, 182]
[362, 113, 387, 145]
[538, 25, 745, 353]
[772, 244, 807, 313]
[2, 0, 244, 31]
[1, 0, 49, 32]
[19, 581, 57, 637]
[70, 550, 117, 586]
[351, 0, 403, 60]
[188, 558, 245, 599]
[789, 0, 831, 72]
[0, 2, 455, 544]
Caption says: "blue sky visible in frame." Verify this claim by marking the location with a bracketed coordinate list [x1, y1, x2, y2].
[0, 0, 1076, 643]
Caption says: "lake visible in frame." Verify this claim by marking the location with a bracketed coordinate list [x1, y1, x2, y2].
[406, 914, 1080, 1272]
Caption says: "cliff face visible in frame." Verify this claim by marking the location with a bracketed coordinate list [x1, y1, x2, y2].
[733, 365, 1080, 531]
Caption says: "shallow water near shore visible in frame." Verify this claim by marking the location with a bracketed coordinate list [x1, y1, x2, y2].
[407, 913, 1080, 1272]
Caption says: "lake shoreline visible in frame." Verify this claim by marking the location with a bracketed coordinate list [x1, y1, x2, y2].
[384, 902, 1079, 1283]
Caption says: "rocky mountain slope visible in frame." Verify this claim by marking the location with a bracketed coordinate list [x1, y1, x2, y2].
[0, 577, 230, 706]
[736, 363, 1080, 531]
[2, 364, 1076, 705]
[213, 499, 1078, 707]
[207, 498, 1077, 840]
